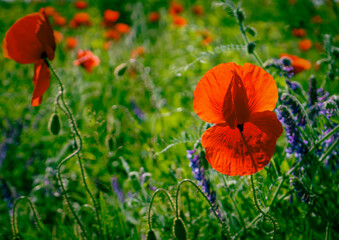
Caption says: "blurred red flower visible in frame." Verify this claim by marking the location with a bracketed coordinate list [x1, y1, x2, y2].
[75, 0, 88, 9]
[54, 15, 67, 26]
[115, 23, 131, 34]
[198, 30, 213, 46]
[192, 5, 204, 16]
[193, 63, 282, 176]
[280, 53, 311, 73]
[74, 50, 100, 72]
[169, 1, 184, 16]
[54, 30, 63, 44]
[70, 12, 90, 28]
[103, 9, 120, 27]
[130, 46, 144, 59]
[298, 39, 312, 51]
[45, 6, 56, 17]
[2, 8, 56, 106]
[291, 28, 306, 38]
[66, 37, 77, 49]
[311, 15, 322, 24]
[148, 11, 160, 23]
[105, 29, 120, 41]
[172, 16, 187, 27]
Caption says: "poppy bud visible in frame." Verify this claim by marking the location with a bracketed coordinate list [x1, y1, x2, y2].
[235, 8, 245, 22]
[173, 218, 187, 240]
[114, 63, 128, 77]
[48, 113, 61, 135]
[146, 230, 157, 240]
[246, 27, 257, 37]
[247, 42, 256, 54]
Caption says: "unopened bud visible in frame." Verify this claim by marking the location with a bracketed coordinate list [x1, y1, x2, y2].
[247, 42, 256, 54]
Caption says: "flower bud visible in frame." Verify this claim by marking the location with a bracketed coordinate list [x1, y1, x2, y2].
[114, 63, 127, 77]
[246, 27, 257, 37]
[146, 230, 157, 240]
[173, 218, 187, 240]
[48, 113, 61, 135]
[247, 42, 256, 54]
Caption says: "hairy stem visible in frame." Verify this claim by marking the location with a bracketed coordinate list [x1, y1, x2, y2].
[176, 179, 230, 238]
[148, 188, 175, 230]
[46, 59, 103, 239]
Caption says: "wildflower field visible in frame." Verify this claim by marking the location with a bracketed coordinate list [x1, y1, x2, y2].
[0, 0, 338, 239]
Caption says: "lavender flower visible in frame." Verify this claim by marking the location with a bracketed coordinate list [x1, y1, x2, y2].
[186, 149, 223, 220]
[286, 80, 302, 92]
[280, 93, 307, 127]
[275, 105, 308, 161]
[266, 57, 294, 79]
[130, 100, 145, 121]
[111, 177, 125, 202]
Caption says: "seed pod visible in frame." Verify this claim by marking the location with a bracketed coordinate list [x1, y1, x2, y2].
[173, 218, 187, 240]
[246, 27, 257, 37]
[48, 113, 61, 135]
[247, 42, 256, 54]
[114, 63, 127, 77]
[146, 230, 157, 240]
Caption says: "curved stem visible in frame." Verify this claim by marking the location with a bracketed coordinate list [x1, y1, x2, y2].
[148, 188, 175, 230]
[46, 59, 103, 239]
[175, 179, 230, 238]
[12, 196, 43, 236]
[250, 175, 277, 236]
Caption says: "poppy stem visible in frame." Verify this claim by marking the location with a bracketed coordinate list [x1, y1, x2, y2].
[175, 179, 231, 239]
[148, 188, 175, 230]
[250, 175, 277, 237]
[11, 196, 44, 237]
[45, 59, 103, 239]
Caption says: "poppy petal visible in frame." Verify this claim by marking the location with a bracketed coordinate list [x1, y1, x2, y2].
[222, 77, 237, 129]
[32, 60, 50, 106]
[193, 63, 242, 124]
[233, 71, 250, 124]
[3, 13, 44, 64]
[201, 112, 281, 176]
[248, 111, 283, 139]
[36, 8, 56, 61]
[242, 63, 278, 113]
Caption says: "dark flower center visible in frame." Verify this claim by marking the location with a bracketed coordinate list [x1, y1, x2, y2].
[237, 124, 244, 132]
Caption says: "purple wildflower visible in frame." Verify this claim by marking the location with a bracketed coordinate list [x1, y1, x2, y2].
[266, 57, 294, 79]
[275, 105, 308, 161]
[130, 100, 145, 121]
[280, 93, 307, 127]
[186, 149, 223, 220]
[111, 177, 125, 202]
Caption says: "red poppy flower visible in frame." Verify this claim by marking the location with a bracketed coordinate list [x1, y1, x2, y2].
[53, 30, 63, 44]
[280, 54, 311, 74]
[148, 12, 160, 23]
[104, 9, 120, 26]
[291, 28, 306, 38]
[105, 29, 120, 41]
[74, 50, 100, 72]
[193, 63, 283, 176]
[45, 6, 56, 17]
[103, 41, 111, 50]
[169, 1, 184, 16]
[115, 23, 131, 34]
[198, 30, 213, 46]
[66, 37, 77, 49]
[2, 8, 56, 106]
[311, 15, 322, 24]
[172, 16, 187, 27]
[75, 0, 88, 9]
[54, 15, 67, 26]
[192, 5, 204, 16]
[71, 12, 90, 28]
[130, 46, 144, 59]
[298, 39, 312, 51]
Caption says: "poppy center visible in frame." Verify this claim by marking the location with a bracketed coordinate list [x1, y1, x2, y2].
[41, 52, 47, 59]
[237, 124, 244, 132]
